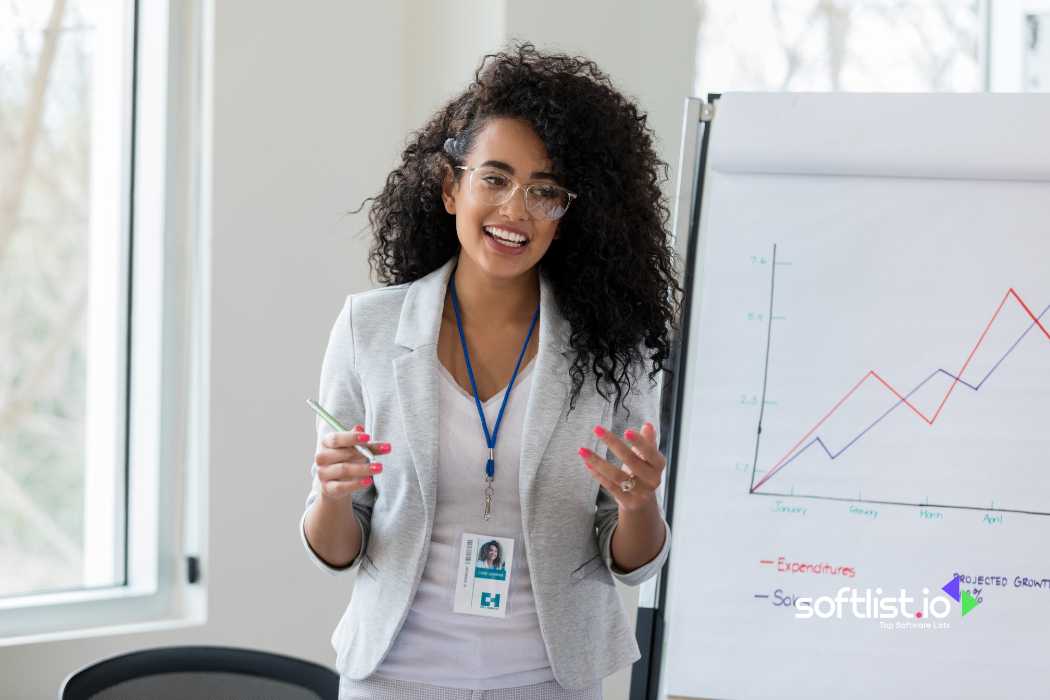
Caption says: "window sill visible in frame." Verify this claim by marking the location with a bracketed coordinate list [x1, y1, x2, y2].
[0, 612, 205, 649]
[0, 583, 204, 650]
[0, 582, 206, 648]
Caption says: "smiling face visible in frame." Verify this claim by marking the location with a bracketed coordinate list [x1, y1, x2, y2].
[441, 117, 562, 281]
[483, 543, 498, 562]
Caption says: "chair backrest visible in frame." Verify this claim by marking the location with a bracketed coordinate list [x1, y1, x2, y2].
[59, 645, 339, 700]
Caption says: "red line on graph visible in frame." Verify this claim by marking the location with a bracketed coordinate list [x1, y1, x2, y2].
[1011, 288, 1050, 341]
[752, 288, 1050, 493]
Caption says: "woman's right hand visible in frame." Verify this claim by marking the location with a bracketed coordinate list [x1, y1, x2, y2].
[314, 424, 388, 500]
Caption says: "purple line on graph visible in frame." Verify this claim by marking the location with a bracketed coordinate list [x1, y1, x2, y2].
[771, 304, 1050, 472]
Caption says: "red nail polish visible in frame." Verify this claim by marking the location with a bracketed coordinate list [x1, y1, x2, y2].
[358, 433, 370, 442]
[378, 443, 391, 454]
[370, 463, 383, 474]
[360, 476, 374, 486]
[625, 429, 637, 441]
[578, 447, 591, 458]
[593, 425, 605, 437]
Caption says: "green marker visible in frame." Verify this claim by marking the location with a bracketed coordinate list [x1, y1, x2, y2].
[306, 398, 375, 462]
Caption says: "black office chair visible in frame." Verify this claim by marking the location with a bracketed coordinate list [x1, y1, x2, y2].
[59, 645, 339, 700]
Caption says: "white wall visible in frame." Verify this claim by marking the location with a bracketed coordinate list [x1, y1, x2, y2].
[0, 2, 696, 698]
[402, 1, 507, 129]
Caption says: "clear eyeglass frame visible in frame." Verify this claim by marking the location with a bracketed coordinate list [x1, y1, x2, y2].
[454, 165, 578, 221]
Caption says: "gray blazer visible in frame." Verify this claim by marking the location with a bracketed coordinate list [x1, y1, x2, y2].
[300, 254, 671, 690]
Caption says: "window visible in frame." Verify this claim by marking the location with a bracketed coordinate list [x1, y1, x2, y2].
[695, 1, 986, 95]
[0, 0, 205, 641]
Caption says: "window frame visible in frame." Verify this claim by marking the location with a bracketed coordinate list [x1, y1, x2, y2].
[0, 0, 208, 645]
[989, 0, 1050, 90]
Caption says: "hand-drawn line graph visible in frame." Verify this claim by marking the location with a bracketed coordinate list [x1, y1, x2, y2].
[747, 245, 1050, 516]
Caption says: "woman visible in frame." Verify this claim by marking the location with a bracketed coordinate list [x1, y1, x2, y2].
[301, 42, 683, 699]
[479, 541, 505, 570]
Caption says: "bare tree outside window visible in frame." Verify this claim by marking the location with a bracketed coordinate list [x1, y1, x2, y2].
[1, 0, 128, 598]
[695, 1, 984, 96]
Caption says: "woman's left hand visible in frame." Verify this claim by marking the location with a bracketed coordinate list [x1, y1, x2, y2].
[579, 422, 666, 512]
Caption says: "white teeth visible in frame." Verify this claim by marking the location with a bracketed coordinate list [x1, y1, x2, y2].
[484, 226, 527, 245]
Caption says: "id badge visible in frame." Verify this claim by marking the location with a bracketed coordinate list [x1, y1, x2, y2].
[453, 532, 514, 618]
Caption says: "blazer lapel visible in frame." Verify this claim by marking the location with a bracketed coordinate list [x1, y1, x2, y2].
[517, 271, 573, 515]
[391, 254, 574, 529]
[393, 256, 457, 526]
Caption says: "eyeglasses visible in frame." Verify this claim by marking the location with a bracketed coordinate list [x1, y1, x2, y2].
[455, 165, 578, 221]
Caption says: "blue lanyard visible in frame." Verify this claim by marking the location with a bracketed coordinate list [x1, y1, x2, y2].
[448, 269, 540, 520]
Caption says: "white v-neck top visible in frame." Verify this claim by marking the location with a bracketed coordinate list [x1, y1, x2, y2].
[371, 357, 555, 690]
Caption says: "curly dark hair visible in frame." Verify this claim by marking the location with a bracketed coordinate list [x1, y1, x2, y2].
[353, 41, 683, 417]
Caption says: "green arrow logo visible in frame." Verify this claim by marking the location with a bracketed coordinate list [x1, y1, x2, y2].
[943, 575, 981, 617]
[960, 589, 980, 617]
